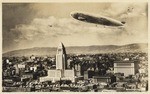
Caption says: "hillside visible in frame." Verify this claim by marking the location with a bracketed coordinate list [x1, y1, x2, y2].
[3, 43, 148, 57]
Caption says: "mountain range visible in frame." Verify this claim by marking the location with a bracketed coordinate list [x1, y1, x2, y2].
[3, 43, 148, 57]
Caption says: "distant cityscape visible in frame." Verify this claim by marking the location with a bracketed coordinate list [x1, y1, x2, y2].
[2, 42, 148, 92]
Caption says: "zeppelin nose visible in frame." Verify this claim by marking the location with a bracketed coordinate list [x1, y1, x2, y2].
[70, 12, 75, 17]
[71, 13, 74, 17]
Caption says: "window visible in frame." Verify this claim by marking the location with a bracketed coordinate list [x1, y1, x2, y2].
[116, 63, 131, 66]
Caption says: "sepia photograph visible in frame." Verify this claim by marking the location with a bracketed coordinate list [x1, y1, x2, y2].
[2, 2, 148, 92]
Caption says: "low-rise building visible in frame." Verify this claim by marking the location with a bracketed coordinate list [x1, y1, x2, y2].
[92, 75, 116, 84]
[114, 61, 138, 76]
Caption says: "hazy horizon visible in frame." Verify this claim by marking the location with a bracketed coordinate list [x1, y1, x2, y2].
[3, 42, 148, 53]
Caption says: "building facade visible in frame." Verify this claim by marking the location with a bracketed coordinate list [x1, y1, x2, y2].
[92, 76, 116, 84]
[40, 42, 79, 82]
[114, 61, 135, 76]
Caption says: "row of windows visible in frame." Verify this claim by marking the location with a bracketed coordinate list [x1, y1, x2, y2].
[116, 63, 132, 66]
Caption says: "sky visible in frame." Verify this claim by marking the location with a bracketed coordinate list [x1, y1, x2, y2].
[2, 3, 148, 53]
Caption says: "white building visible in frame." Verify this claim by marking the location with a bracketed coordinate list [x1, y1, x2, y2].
[40, 42, 80, 82]
[114, 61, 135, 76]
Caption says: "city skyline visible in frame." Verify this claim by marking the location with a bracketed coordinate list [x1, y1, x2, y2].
[2, 42, 148, 92]
[3, 3, 148, 52]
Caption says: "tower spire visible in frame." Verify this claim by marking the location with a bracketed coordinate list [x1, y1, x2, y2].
[57, 42, 66, 55]
[56, 42, 67, 69]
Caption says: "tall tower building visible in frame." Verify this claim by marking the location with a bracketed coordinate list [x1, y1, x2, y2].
[56, 42, 67, 70]
[40, 42, 81, 82]
[55, 42, 67, 77]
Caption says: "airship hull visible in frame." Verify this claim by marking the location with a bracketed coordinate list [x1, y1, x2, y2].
[71, 12, 124, 26]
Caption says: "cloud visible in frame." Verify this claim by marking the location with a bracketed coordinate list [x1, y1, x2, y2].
[3, 3, 148, 52]
[9, 12, 147, 50]
[103, 3, 147, 18]
[8, 16, 126, 49]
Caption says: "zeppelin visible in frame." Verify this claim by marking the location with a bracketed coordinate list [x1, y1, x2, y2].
[71, 11, 125, 26]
